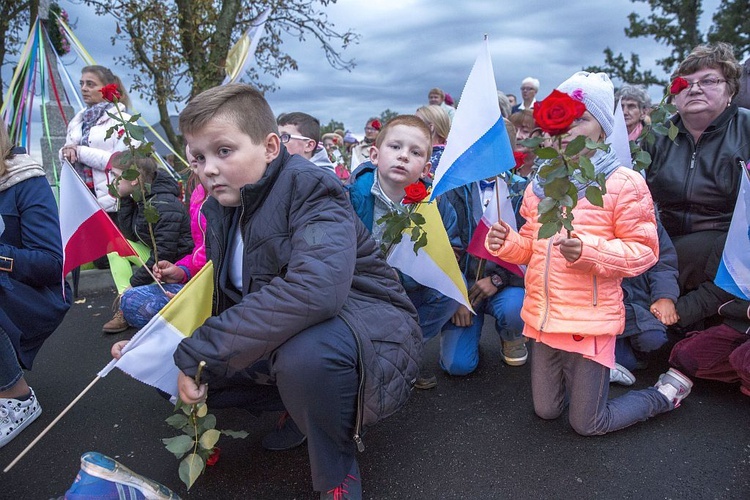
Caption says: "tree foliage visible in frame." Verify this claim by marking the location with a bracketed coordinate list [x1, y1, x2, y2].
[81, 0, 358, 152]
[588, 0, 749, 88]
[379, 108, 399, 125]
[0, 0, 31, 110]
[320, 118, 344, 135]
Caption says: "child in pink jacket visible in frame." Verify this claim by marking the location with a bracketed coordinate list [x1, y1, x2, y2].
[485, 71, 693, 435]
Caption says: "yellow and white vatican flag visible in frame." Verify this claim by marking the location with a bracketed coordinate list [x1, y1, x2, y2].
[387, 202, 473, 312]
[98, 262, 214, 397]
[223, 8, 271, 84]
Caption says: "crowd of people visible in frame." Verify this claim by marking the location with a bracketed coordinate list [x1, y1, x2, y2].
[1, 41, 748, 499]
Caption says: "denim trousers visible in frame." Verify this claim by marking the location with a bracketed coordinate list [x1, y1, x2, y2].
[120, 283, 185, 328]
[439, 286, 525, 375]
[406, 284, 459, 343]
[531, 340, 672, 435]
[203, 316, 359, 492]
[0, 325, 23, 392]
[615, 329, 668, 371]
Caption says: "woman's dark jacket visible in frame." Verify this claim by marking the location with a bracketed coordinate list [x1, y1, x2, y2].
[645, 105, 750, 238]
[0, 162, 71, 369]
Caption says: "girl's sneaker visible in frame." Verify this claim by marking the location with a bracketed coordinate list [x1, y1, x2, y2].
[65, 452, 179, 499]
[654, 368, 693, 408]
[0, 388, 41, 449]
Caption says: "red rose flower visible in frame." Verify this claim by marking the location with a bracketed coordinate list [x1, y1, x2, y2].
[402, 181, 429, 205]
[370, 119, 382, 131]
[206, 447, 221, 466]
[533, 89, 587, 136]
[513, 151, 527, 169]
[117, 128, 125, 138]
[99, 83, 121, 102]
[670, 77, 689, 95]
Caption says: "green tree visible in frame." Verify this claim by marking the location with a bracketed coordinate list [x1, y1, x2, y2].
[82, 0, 358, 153]
[0, 0, 31, 110]
[379, 108, 399, 125]
[320, 118, 345, 135]
[587, 0, 748, 88]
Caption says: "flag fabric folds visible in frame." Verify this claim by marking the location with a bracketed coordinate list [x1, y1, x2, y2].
[223, 8, 271, 84]
[98, 261, 215, 398]
[714, 171, 750, 300]
[611, 98, 634, 169]
[430, 37, 515, 199]
[59, 161, 138, 277]
[466, 180, 525, 277]
[387, 202, 473, 312]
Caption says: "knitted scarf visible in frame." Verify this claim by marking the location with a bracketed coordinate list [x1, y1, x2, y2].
[76, 102, 114, 186]
[531, 148, 622, 200]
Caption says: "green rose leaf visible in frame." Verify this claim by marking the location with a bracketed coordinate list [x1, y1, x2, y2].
[585, 186, 604, 207]
[129, 113, 142, 123]
[124, 123, 145, 142]
[195, 403, 208, 418]
[519, 136, 545, 149]
[536, 147, 559, 160]
[179, 454, 205, 490]
[222, 429, 250, 439]
[538, 221, 561, 240]
[165, 414, 189, 430]
[163, 435, 195, 458]
[107, 183, 119, 198]
[198, 413, 217, 433]
[543, 177, 571, 199]
[413, 232, 428, 255]
[578, 156, 595, 180]
[537, 197, 557, 214]
[668, 122, 679, 142]
[652, 123, 669, 136]
[121, 168, 140, 181]
[198, 429, 221, 450]
[564, 135, 586, 157]
[144, 205, 160, 224]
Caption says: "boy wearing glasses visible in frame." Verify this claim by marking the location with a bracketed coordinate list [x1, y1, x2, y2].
[277, 112, 336, 175]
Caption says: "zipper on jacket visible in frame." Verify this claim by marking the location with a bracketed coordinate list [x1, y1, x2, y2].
[689, 150, 696, 169]
[341, 316, 366, 452]
[592, 276, 598, 306]
[539, 239, 554, 331]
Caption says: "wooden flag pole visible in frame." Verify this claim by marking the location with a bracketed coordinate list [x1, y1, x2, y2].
[3, 376, 102, 473]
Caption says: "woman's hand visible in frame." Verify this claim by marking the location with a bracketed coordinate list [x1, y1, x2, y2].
[178, 371, 207, 405]
[62, 146, 78, 164]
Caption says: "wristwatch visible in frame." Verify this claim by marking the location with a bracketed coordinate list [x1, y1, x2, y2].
[490, 274, 504, 288]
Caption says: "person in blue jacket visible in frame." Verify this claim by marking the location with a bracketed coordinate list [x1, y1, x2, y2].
[0, 126, 72, 448]
[348, 115, 461, 389]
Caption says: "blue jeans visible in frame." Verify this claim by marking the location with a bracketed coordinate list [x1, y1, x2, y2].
[120, 283, 185, 328]
[0, 325, 23, 391]
[203, 316, 359, 492]
[405, 283, 459, 343]
[440, 286, 525, 375]
[615, 329, 667, 371]
[531, 341, 672, 435]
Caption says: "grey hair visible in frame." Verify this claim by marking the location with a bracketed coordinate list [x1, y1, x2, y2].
[615, 84, 651, 109]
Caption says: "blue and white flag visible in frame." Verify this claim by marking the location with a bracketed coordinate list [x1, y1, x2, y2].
[430, 37, 514, 200]
[714, 169, 750, 300]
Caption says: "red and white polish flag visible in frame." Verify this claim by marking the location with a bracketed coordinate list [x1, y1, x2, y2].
[59, 161, 138, 278]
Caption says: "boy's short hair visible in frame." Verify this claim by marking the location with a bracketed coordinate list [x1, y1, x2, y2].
[179, 84, 277, 144]
[277, 112, 321, 145]
[374, 115, 432, 156]
[114, 153, 158, 183]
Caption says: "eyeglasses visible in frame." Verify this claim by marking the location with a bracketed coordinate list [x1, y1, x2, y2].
[679, 77, 727, 93]
[520, 87, 536, 92]
[364, 126, 379, 133]
[279, 133, 312, 143]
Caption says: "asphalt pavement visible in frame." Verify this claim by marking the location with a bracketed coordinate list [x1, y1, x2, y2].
[1, 270, 748, 499]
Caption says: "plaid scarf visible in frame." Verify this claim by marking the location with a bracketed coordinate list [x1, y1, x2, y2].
[74, 102, 113, 187]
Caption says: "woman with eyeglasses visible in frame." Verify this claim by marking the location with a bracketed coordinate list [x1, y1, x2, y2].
[645, 43, 750, 305]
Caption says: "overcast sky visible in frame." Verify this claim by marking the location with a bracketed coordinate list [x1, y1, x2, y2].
[18, 0, 722, 145]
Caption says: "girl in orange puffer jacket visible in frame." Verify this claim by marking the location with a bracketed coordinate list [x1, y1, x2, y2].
[486, 71, 694, 435]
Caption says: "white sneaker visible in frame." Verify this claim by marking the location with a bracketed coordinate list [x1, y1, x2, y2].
[0, 387, 41, 448]
[610, 363, 636, 386]
[655, 368, 693, 408]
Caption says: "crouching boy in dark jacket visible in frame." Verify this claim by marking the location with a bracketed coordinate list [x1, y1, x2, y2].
[173, 84, 422, 499]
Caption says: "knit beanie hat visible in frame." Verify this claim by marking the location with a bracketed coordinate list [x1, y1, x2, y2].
[556, 71, 615, 137]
